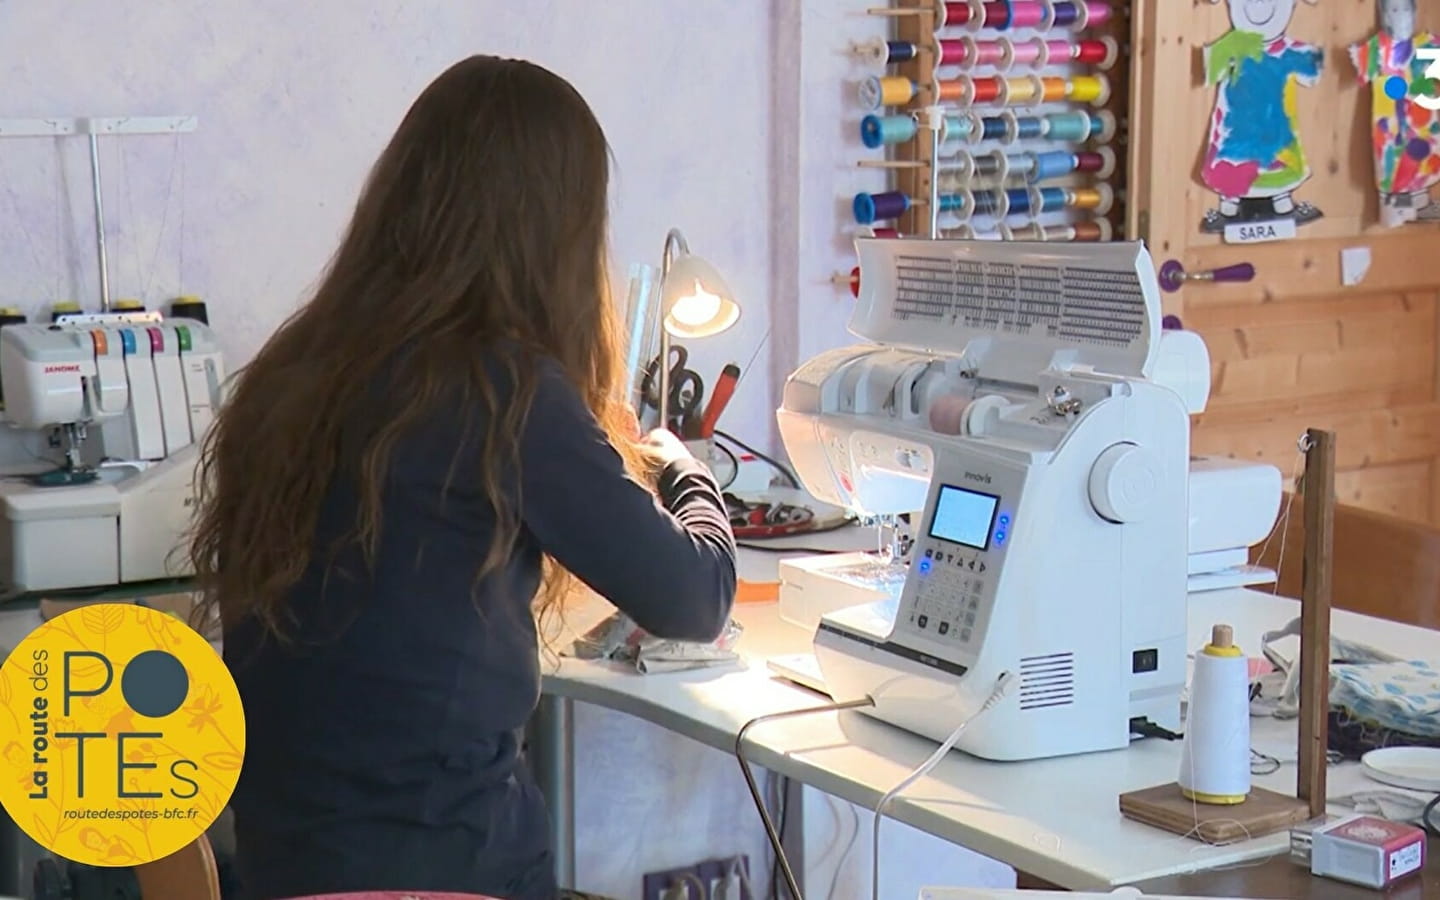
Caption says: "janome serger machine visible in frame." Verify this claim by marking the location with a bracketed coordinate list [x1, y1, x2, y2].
[777, 237, 1250, 762]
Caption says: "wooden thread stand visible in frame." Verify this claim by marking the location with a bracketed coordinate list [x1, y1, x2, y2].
[1119, 428, 1335, 843]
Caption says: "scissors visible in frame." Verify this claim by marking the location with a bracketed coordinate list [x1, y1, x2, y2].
[641, 345, 705, 435]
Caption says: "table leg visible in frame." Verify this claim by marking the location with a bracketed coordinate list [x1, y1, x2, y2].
[530, 694, 575, 888]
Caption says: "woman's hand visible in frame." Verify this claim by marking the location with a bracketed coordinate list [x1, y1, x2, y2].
[638, 428, 692, 469]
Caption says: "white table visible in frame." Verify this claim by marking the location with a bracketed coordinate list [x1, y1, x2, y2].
[532, 582, 1440, 892]
[2, 562, 1435, 893]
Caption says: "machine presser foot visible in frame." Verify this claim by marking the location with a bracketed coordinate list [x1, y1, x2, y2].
[25, 467, 99, 487]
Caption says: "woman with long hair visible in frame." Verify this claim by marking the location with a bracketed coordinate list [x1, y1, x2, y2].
[189, 56, 737, 900]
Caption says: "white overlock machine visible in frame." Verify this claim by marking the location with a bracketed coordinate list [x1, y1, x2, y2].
[0, 312, 225, 596]
[775, 237, 1281, 762]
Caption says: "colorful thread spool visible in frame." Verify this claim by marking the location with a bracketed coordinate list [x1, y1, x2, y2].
[1031, 150, 1076, 182]
[980, 1, 1011, 30]
[937, 0, 974, 28]
[856, 38, 919, 66]
[853, 191, 968, 224]
[1001, 220, 1112, 242]
[1082, 0, 1112, 27]
[1006, 1, 1050, 30]
[861, 114, 918, 149]
[1069, 36, 1119, 69]
[858, 76, 916, 110]
[1073, 147, 1117, 179]
[1008, 37, 1046, 69]
[982, 114, 1012, 141]
[1067, 73, 1111, 106]
[854, 191, 911, 225]
[1040, 77, 1069, 103]
[971, 189, 1004, 217]
[1003, 75, 1045, 108]
[1068, 184, 1114, 214]
[941, 113, 981, 147]
[1031, 186, 1067, 215]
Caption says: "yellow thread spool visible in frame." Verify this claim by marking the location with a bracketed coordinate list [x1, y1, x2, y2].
[1004, 76, 1040, 105]
[1070, 187, 1104, 211]
[1067, 74, 1109, 105]
[878, 76, 915, 106]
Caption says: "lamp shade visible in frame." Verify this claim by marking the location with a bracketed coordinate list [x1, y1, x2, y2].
[661, 253, 740, 339]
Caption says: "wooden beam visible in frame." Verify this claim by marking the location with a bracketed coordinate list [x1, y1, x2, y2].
[1297, 428, 1335, 818]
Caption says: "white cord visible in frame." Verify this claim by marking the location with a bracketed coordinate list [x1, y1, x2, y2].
[870, 671, 1015, 900]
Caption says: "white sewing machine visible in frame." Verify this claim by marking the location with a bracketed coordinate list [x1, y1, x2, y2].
[0, 312, 224, 596]
[776, 237, 1277, 762]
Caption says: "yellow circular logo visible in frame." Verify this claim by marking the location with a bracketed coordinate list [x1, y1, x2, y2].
[0, 603, 244, 867]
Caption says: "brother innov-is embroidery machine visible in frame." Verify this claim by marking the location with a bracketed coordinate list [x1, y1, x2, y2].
[775, 237, 1281, 762]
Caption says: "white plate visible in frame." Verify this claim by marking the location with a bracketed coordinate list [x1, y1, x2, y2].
[1360, 746, 1440, 792]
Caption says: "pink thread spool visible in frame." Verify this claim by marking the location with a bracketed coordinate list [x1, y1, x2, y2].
[1008, 37, 1048, 69]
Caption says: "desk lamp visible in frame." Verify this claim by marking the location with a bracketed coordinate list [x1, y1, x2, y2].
[656, 228, 740, 431]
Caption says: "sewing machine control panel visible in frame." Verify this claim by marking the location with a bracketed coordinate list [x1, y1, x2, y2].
[897, 462, 1024, 651]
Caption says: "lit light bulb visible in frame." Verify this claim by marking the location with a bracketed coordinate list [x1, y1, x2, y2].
[670, 281, 723, 328]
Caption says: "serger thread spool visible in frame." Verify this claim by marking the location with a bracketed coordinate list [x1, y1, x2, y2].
[861, 114, 918, 148]
[859, 76, 917, 111]
[853, 190, 968, 225]
[1178, 624, 1252, 805]
[928, 394, 974, 436]
[855, 37, 918, 66]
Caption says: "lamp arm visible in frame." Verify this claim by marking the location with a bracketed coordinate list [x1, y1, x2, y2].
[657, 228, 691, 432]
[662, 228, 690, 281]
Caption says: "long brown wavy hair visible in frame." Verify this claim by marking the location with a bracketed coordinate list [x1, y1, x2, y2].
[188, 56, 646, 644]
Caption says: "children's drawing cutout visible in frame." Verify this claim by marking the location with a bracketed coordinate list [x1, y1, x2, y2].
[1349, 0, 1440, 227]
[1200, 0, 1324, 241]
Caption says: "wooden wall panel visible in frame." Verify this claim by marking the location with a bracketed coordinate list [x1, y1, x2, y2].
[1134, 0, 1440, 527]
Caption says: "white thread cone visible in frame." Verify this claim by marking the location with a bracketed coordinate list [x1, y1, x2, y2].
[1179, 623, 1251, 804]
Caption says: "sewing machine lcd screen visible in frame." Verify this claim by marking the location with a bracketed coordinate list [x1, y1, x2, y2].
[928, 485, 998, 551]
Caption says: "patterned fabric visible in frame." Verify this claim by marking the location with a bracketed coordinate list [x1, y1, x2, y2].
[1329, 659, 1440, 739]
[1329, 707, 1440, 760]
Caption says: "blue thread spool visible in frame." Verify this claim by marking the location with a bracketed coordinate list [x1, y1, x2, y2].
[938, 193, 966, 214]
[1031, 151, 1075, 182]
[1051, 1, 1080, 27]
[886, 41, 918, 63]
[972, 189, 1003, 217]
[980, 116, 1009, 142]
[1044, 112, 1091, 143]
[861, 115, 917, 149]
[854, 191, 909, 225]
[1012, 115, 1045, 141]
[1006, 151, 1037, 181]
[1005, 188, 1032, 216]
[943, 114, 976, 146]
[1035, 187, 1067, 214]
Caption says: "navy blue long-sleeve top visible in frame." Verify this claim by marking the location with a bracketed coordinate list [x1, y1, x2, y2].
[223, 355, 737, 900]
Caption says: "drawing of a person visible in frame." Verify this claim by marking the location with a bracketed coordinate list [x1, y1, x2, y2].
[1349, 0, 1440, 226]
[1200, 0, 1324, 234]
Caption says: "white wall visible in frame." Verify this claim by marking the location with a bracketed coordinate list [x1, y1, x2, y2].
[0, 0, 778, 448]
[0, 2, 1015, 897]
